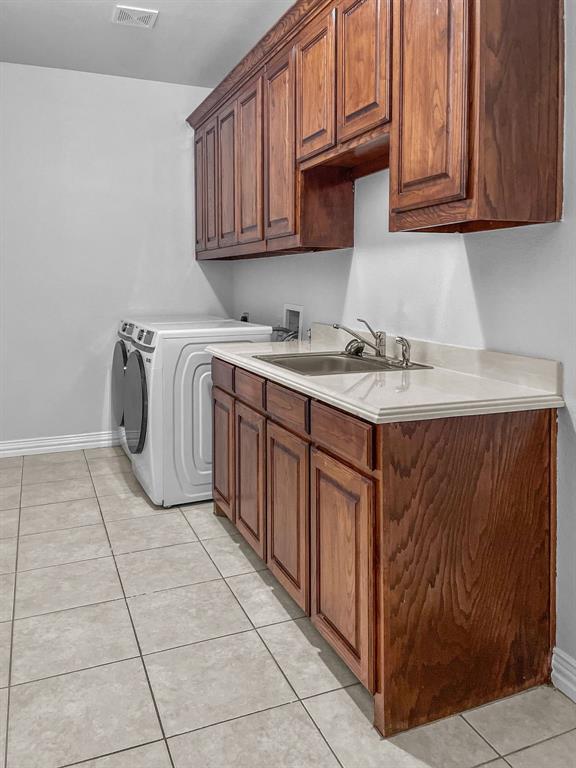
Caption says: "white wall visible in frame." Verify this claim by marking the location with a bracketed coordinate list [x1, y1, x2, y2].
[0, 63, 232, 443]
[231, 7, 576, 671]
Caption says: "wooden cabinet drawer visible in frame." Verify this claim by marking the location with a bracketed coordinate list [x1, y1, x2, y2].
[212, 358, 234, 393]
[266, 382, 309, 435]
[234, 368, 266, 410]
[310, 401, 373, 471]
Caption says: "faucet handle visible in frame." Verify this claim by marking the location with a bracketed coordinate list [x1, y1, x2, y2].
[395, 336, 411, 367]
[356, 317, 378, 340]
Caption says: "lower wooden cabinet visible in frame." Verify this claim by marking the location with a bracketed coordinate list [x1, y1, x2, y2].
[266, 422, 310, 611]
[310, 448, 375, 690]
[235, 401, 267, 559]
[212, 387, 235, 522]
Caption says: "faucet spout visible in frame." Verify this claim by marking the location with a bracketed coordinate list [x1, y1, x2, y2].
[333, 323, 387, 357]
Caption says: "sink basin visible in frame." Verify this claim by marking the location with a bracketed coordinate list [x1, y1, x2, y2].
[254, 352, 432, 376]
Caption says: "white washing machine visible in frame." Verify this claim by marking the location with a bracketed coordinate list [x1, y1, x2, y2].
[111, 315, 272, 507]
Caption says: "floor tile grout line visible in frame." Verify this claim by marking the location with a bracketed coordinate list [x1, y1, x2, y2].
[85, 457, 177, 768]
[498, 724, 576, 760]
[58, 738, 166, 767]
[3, 496, 22, 768]
[458, 713, 504, 759]
[8, 654, 142, 689]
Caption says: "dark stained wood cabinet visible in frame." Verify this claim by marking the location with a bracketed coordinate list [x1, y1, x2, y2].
[217, 101, 238, 247]
[212, 386, 234, 521]
[204, 117, 219, 251]
[267, 422, 310, 610]
[337, 0, 391, 142]
[211, 359, 557, 737]
[235, 401, 267, 558]
[311, 448, 374, 689]
[264, 48, 297, 240]
[194, 126, 205, 251]
[237, 74, 264, 244]
[389, 0, 468, 213]
[295, 7, 336, 160]
[189, 0, 563, 256]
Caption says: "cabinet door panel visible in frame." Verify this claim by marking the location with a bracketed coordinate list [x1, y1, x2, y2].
[390, 0, 469, 212]
[204, 118, 219, 250]
[264, 50, 296, 239]
[267, 422, 309, 611]
[212, 387, 234, 522]
[296, 9, 336, 160]
[235, 402, 266, 559]
[311, 448, 374, 689]
[237, 76, 264, 244]
[218, 102, 238, 247]
[194, 126, 205, 251]
[337, 0, 391, 142]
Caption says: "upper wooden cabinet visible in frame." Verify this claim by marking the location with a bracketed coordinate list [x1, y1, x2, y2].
[295, 8, 336, 160]
[337, 0, 391, 142]
[189, 0, 563, 257]
[264, 49, 297, 240]
[389, 0, 563, 231]
[390, 0, 467, 213]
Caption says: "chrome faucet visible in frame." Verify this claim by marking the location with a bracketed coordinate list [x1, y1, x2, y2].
[333, 318, 387, 357]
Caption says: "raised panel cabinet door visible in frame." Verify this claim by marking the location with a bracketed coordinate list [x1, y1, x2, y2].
[295, 8, 337, 160]
[204, 117, 219, 250]
[212, 386, 234, 522]
[237, 75, 264, 244]
[390, 0, 469, 212]
[218, 101, 238, 247]
[310, 448, 375, 689]
[337, 0, 391, 142]
[266, 422, 310, 611]
[264, 49, 296, 239]
[194, 126, 206, 251]
[235, 401, 266, 559]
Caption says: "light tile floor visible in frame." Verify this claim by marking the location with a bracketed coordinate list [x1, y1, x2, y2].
[1, 448, 575, 767]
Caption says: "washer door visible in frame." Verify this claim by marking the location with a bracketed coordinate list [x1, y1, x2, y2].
[124, 350, 148, 454]
[111, 340, 128, 427]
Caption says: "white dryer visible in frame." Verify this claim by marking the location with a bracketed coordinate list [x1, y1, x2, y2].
[111, 315, 272, 507]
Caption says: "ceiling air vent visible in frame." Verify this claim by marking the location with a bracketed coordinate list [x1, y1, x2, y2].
[112, 5, 158, 28]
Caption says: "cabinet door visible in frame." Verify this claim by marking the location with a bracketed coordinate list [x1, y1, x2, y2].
[310, 448, 374, 689]
[204, 117, 219, 250]
[218, 101, 238, 247]
[390, 0, 469, 212]
[194, 126, 205, 252]
[295, 8, 336, 160]
[212, 387, 234, 522]
[264, 49, 296, 239]
[237, 75, 264, 244]
[337, 0, 391, 142]
[267, 422, 309, 611]
[235, 402, 266, 559]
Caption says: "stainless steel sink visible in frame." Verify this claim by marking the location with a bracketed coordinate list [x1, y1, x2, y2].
[254, 352, 432, 376]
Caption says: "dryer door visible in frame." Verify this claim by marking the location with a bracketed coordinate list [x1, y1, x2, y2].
[124, 350, 148, 454]
[111, 340, 128, 427]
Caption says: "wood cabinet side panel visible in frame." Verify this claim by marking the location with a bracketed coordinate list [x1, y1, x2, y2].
[379, 411, 554, 734]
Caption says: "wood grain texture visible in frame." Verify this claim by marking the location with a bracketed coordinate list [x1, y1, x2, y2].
[235, 401, 267, 558]
[237, 73, 264, 244]
[296, 7, 337, 160]
[188, 0, 335, 128]
[390, 0, 469, 213]
[266, 381, 310, 435]
[204, 117, 219, 250]
[212, 386, 235, 522]
[194, 126, 205, 251]
[311, 448, 375, 688]
[212, 358, 234, 393]
[234, 368, 266, 411]
[310, 400, 373, 472]
[337, 0, 391, 142]
[377, 410, 554, 734]
[267, 421, 310, 610]
[218, 101, 238, 247]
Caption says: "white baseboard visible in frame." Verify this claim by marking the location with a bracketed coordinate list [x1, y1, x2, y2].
[552, 647, 576, 703]
[0, 430, 121, 458]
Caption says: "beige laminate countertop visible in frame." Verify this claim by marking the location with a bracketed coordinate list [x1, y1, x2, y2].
[206, 341, 565, 425]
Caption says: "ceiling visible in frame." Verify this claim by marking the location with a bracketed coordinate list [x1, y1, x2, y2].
[0, 0, 295, 87]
